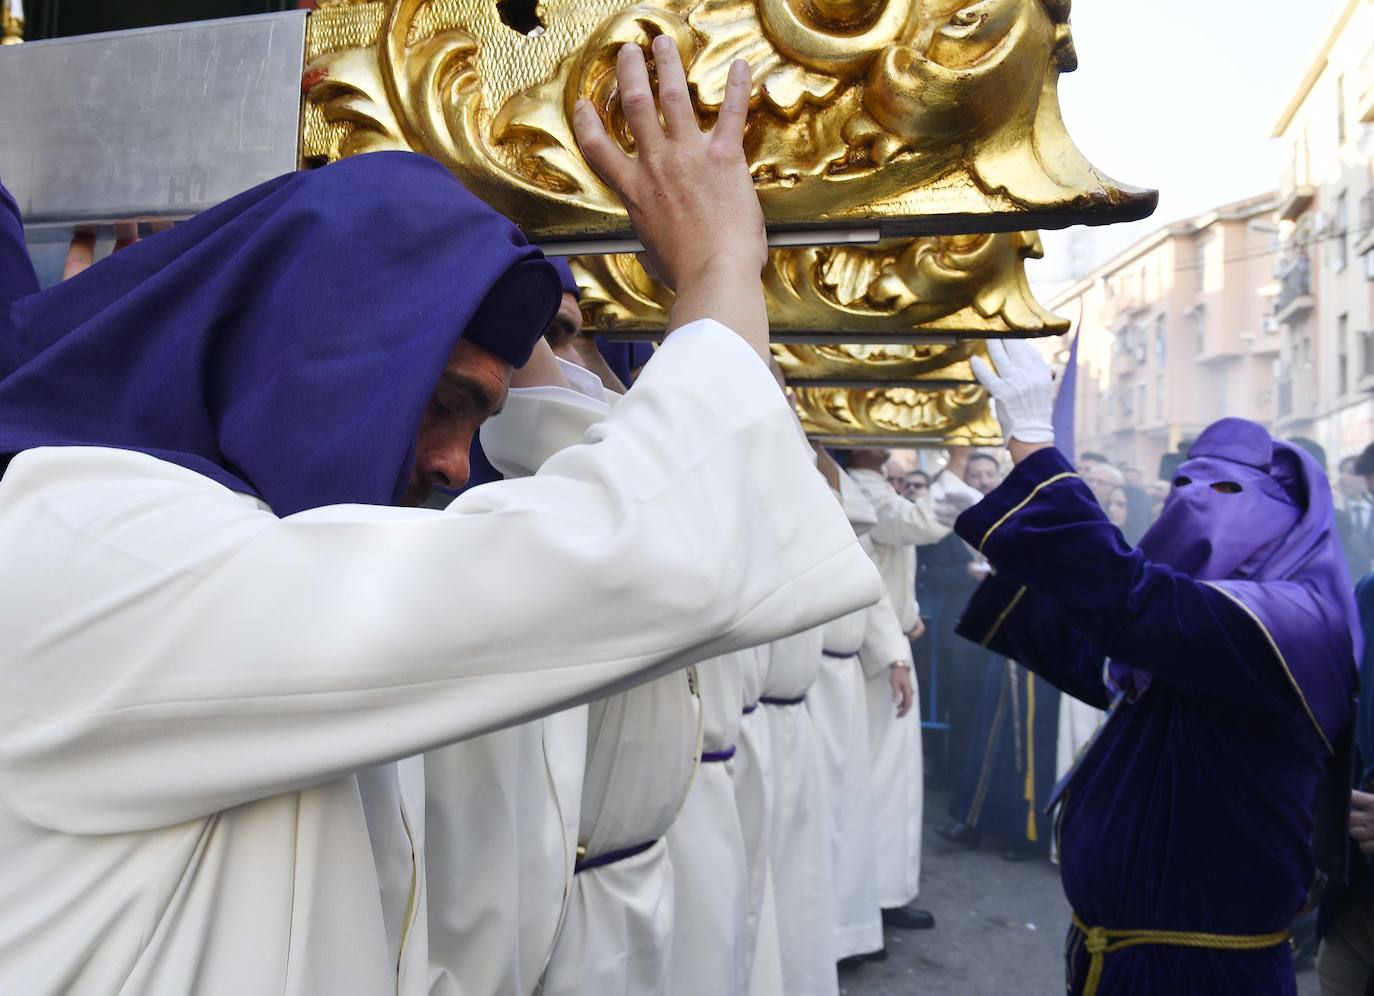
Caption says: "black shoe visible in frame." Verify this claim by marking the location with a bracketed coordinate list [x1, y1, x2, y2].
[882, 905, 936, 930]
[837, 955, 866, 971]
[936, 821, 981, 848]
[863, 945, 889, 962]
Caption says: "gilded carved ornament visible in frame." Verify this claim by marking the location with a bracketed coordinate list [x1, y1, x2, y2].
[573, 231, 1067, 340]
[302, 0, 1156, 243]
[779, 343, 996, 443]
[790, 383, 1001, 446]
[772, 342, 977, 385]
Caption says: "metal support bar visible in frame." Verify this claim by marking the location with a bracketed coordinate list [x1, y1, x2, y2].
[0, 11, 306, 236]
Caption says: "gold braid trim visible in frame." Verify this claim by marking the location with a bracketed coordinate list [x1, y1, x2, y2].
[979, 586, 1028, 647]
[977, 472, 1080, 553]
[1201, 582, 1334, 757]
[1070, 913, 1290, 996]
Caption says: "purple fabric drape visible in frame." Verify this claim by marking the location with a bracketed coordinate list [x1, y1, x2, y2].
[1051, 328, 1079, 465]
[0, 152, 560, 515]
[0, 183, 38, 367]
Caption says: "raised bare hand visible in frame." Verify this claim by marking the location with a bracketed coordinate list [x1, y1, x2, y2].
[573, 38, 769, 360]
[61, 220, 174, 282]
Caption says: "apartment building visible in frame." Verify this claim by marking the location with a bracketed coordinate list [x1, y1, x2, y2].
[1047, 194, 1280, 479]
[1273, 0, 1374, 461]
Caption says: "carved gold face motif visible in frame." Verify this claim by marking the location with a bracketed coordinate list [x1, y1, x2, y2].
[573, 231, 1066, 339]
[303, 0, 1154, 242]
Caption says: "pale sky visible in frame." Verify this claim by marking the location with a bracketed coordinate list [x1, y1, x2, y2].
[1030, 0, 1346, 295]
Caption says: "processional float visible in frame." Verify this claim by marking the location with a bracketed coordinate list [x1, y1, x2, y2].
[0, 0, 1154, 443]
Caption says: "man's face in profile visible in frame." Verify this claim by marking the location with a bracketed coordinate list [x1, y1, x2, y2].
[545, 293, 585, 366]
[403, 338, 512, 506]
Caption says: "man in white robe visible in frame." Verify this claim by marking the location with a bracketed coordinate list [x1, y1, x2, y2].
[541, 666, 701, 996]
[664, 653, 753, 996]
[735, 643, 786, 996]
[423, 358, 609, 996]
[0, 42, 882, 996]
[845, 449, 968, 932]
[808, 472, 888, 965]
[762, 625, 839, 996]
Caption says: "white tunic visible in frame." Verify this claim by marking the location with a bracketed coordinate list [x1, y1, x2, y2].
[665, 653, 751, 996]
[761, 626, 838, 996]
[859, 594, 923, 908]
[424, 712, 585, 996]
[542, 670, 699, 996]
[0, 321, 882, 996]
[850, 469, 935, 912]
[733, 646, 784, 996]
[424, 356, 608, 996]
[808, 474, 884, 960]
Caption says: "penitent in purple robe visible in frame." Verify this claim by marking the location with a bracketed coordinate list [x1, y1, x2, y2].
[954, 420, 1358, 995]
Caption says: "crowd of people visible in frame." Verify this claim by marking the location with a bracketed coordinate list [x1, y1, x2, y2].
[0, 35, 1369, 996]
[907, 447, 1160, 864]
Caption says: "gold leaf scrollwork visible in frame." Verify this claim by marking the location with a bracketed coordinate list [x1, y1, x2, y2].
[792, 383, 1002, 445]
[772, 342, 978, 386]
[570, 232, 1066, 339]
[303, 0, 1155, 241]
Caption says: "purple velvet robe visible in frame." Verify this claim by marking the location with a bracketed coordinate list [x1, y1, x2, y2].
[956, 447, 1356, 995]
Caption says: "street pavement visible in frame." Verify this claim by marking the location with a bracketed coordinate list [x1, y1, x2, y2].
[840, 790, 1321, 995]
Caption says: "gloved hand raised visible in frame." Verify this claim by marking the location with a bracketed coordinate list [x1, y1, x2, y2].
[969, 340, 1055, 446]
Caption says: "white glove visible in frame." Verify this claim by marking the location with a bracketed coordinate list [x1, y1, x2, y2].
[969, 339, 1055, 445]
[932, 500, 960, 528]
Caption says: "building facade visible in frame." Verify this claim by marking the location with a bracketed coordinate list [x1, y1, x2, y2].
[1273, 0, 1374, 463]
[1047, 194, 1280, 480]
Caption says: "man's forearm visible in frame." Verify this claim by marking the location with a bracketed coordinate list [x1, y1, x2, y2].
[666, 261, 769, 365]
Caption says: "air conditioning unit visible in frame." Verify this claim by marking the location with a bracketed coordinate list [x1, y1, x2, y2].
[1262, 316, 1280, 334]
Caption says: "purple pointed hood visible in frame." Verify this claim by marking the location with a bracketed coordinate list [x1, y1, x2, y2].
[0, 152, 560, 516]
[1121, 418, 1358, 750]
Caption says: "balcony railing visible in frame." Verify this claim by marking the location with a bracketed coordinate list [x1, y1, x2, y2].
[1274, 254, 1313, 320]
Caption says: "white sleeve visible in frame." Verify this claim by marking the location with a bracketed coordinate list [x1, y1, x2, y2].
[0, 320, 881, 834]
[861, 473, 951, 548]
[858, 588, 913, 678]
[930, 468, 983, 509]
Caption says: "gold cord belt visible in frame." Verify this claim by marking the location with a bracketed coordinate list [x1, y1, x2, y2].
[1070, 913, 1290, 996]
